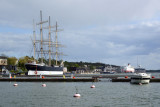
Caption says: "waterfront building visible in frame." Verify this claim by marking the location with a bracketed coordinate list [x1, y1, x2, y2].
[0, 56, 8, 74]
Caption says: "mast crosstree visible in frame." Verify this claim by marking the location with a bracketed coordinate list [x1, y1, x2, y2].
[54, 21, 64, 66]
[32, 11, 64, 66]
[25, 11, 65, 76]
[36, 10, 48, 64]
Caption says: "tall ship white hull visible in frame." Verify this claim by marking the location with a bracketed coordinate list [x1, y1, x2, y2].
[25, 63, 63, 75]
[28, 70, 63, 75]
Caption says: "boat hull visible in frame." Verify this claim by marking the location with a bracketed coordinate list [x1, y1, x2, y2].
[100, 72, 115, 74]
[28, 70, 63, 75]
[25, 63, 63, 75]
[130, 77, 150, 84]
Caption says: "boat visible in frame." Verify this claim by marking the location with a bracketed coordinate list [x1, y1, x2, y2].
[130, 67, 151, 84]
[25, 11, 64, 75]
[100, 71, 115, 74]
[100, 65, 115, 74]
[25, 63, 64, 75]
[123, 63, 135, 73]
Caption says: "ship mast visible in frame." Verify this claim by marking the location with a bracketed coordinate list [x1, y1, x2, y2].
[48, 16, 51, 66]
[48, 16, 55, 66]
[55, 22, 58, 66]
[33, 19, 36, 62]
[35, 11, 64, 66]
[54, 21, 64, 66]
[43, 16, 55, 66]
[37, 11, 48, 64]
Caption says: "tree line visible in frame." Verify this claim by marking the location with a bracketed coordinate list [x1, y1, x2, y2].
[5, 55, 106, 73]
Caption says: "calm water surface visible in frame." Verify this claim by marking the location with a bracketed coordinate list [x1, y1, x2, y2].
[0, 74, 160, 107]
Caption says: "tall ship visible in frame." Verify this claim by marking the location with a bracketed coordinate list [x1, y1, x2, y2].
[25, 11, 64, 75]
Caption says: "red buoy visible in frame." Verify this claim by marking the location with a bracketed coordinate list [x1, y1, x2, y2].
[125, 76, 128, 78]
[42, 76, 45, 79]
[152, 76, 155, 78]
[73, 77, 75, 79]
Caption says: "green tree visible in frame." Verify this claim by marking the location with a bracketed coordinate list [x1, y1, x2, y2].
[74, 64, 80, 68]
[7, 57, 17, 66]
[18, 56, 34, 71]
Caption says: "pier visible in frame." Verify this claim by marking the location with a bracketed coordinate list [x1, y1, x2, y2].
[112, 78, 160, 82]
[1, 73, 160, 82]
[0, 78, 98, 82]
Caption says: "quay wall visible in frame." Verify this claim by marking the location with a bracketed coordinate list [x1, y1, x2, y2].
[112, 78, 160, 82]
[0, 78, 98, 82]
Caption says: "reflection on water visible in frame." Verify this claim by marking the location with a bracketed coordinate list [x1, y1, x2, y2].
[0, 73, 160, 107]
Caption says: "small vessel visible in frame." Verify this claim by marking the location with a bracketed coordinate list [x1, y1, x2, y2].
[25, 11, 64, 75]
[100, 65, 115, 74]
[100, 71, 115, 74]
[130, 67, 151, 84]
[123, 63, 135, 73]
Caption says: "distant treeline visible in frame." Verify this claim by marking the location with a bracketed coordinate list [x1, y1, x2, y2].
[5, 55, 118, 72]
[2, 55, 159, 73]
[3, 55, 107, 72]
[146, 70, 160, 72]
[64, 61, 106, 71]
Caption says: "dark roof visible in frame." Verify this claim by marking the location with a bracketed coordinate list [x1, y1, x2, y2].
[0, 56, 7, 59]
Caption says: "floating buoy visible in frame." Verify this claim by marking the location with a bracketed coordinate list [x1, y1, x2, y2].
[42, 76, 45, 79]
[73, 93, 81, 97]
[42, 84, 46, 87]
[91, 85, 95, 88]
[13, 83, 18, 86]
[125, 76, 128, 78]
[73, 77, 75, 79]
[74, 86, 80, 97]
[139, 83, 142, 85]
[152, 76, 155, 78]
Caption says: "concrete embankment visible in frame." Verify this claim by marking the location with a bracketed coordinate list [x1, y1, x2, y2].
[112, 78, 160, 82]
[0, 78, 98, 82]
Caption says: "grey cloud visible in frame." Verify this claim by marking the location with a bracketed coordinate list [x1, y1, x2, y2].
[1, 0, 160, 69]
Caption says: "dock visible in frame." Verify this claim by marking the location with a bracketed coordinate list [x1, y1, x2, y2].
[112, 78, 160, 82]
[0, 78, 98, 82]
[1, 73, 160, 82]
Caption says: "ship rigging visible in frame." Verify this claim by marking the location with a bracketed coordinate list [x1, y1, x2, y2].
[25, 11, 64, 75]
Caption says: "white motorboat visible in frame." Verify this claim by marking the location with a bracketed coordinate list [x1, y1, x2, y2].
[130, 73, 151, 84]
[130, 66, 151, 84]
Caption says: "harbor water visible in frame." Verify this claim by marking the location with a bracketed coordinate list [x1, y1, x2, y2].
[1, 73, 160, 107]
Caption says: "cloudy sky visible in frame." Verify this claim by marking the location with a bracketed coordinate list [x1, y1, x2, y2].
[1, 0, 160, 70]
